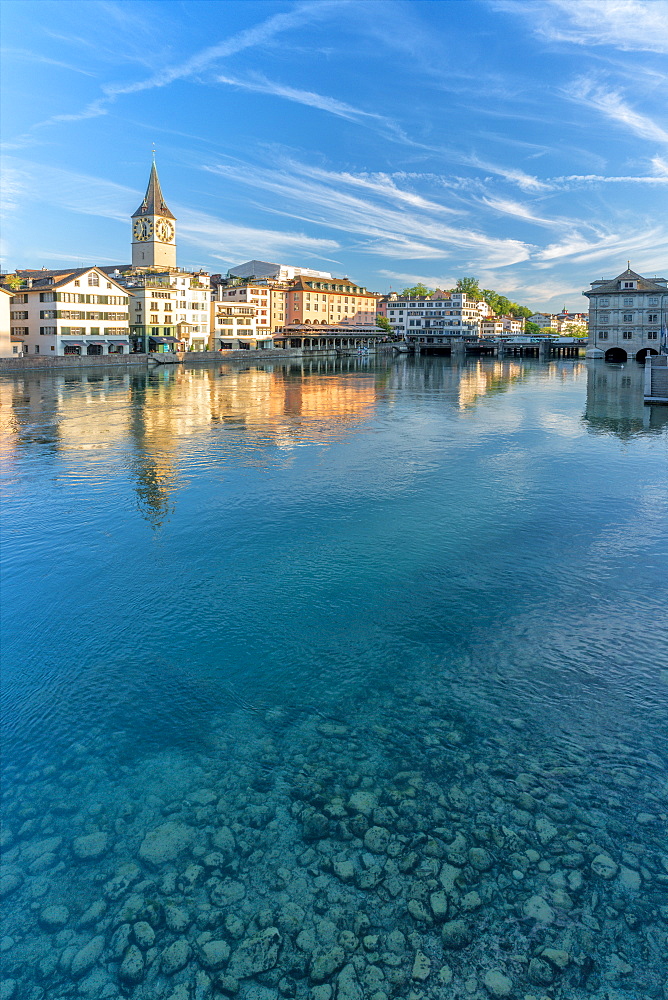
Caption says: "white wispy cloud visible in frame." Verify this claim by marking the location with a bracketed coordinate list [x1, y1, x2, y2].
[461, 156, 551, 192]
[203, 158, 533, 267]
[565, 76, 668, 144]
[11, 2, 344, 142]
[1, 157, 339, 265]
[0, 48, 97, 76]
[215, 72, 405, 136]
[493, 0, 668, 54]
[537, 226, 668, 264]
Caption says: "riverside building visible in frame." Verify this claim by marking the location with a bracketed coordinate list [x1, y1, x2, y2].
[584, 266, 667, 362]
[286, 276, 378, 326]
[379, 292, 484, 338]
[6, 267, 130, 356]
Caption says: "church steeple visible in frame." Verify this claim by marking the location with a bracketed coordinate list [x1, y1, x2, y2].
[131, 160, 177, 268]
[132, 161, 175, 221]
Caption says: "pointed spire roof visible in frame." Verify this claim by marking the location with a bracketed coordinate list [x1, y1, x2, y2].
[132, 161, 175, 220]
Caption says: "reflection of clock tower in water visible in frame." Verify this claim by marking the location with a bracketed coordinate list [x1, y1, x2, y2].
[131, 160, 176, 268]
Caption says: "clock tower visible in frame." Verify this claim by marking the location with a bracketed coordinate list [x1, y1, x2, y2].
[131, 160, 177, 268]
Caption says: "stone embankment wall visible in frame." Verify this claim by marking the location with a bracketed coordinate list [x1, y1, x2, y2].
[0, 349, 305, 374]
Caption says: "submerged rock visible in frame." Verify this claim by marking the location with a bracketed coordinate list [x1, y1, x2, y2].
[228, 927, 281, 979]
[483, 970, 512, 997]
[162, 939, 192, 975]
[70, 935, 105, 978]
[591, 853, 618, 879]
[441, 919, 472, 949]
[139, 821, 194, 866]
[119, 944, 145, 983]
[73, 831, 108, 860]
[39, 904, 69, 930]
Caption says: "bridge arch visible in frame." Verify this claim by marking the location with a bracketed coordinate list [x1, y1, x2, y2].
[635, 347, 658, 363]
[605, 347, 627, 363]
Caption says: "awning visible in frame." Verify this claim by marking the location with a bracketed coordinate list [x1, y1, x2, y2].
[149, 336, 180, 344]
[64, 342, 84, 346]
[106, 338, 130, 342]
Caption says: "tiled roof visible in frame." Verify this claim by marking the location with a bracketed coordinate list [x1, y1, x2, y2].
[585, 268, 667, 295]
[6, 267, 126, 292]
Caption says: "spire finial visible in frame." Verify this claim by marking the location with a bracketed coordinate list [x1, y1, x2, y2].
[627, 259, 630, 269]
[152, 144, 156, 163]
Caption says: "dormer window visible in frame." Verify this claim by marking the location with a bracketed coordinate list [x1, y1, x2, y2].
[623, 281, 636, 288]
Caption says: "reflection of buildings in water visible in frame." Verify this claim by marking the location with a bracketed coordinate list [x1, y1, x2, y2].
[457, 361, 526, 410]
[1, 360, 386, 525]
[55, 373, 132, 454]
[207, 362, 379, 446]
[583, 362, 668, 438]
[127, 371, 182, 529]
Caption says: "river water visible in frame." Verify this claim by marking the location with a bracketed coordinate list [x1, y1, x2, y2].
[1, 356, 667, 1000]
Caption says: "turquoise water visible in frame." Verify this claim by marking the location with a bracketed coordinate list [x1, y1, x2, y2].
[1, 356, 667, 1000]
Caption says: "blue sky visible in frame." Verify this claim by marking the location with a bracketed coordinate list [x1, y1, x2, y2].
[1, 0, 667, 310]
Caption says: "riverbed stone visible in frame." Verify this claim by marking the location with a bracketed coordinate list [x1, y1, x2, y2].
[70, 935, 105, 978]
[592, 853, 618, 879]
[199, 939, 231, 969]
[364, 826, 390, 853]
[139, 821, 194, 866]
[483, 970, 513, 997]
[39, 904, 69, 929]
[309, 946, 345, 982]
[162, 939, 192, 975]
[522, 895, 555, 925]
[120, 944, 145, 983]
[0, 870, 22, 899]
[165, 903, 190, 932]
[441, 919, 472, 949]
[336, 963, 363, 1000]
[133, 920, 155, 949]
[73, 831, 108, 860]
[228, 927, 281, 979]
[411, 951, 431, 981]
[469, 847, 493, 871]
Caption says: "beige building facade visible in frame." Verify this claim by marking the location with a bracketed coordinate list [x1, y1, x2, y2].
[584, 267, 667, 362]
[6, 267, 131, 356]
[287, 276, 378, 326]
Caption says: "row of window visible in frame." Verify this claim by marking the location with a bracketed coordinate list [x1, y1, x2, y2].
[39, 293, 128, 305]
[599, 313, 659, 322]
[597, 331, 659, 340]
[597, 296, 661, 306]
[39, 311, 126, 320]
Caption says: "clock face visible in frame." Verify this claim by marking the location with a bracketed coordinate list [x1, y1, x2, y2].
[156, 218, 175, 243]
[133, 218, 153, 241]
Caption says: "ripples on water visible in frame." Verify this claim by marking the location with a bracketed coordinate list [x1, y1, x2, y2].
[1, 357, 667, 999]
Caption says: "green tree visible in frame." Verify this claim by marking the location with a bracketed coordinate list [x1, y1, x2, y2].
[3, 274, 23, 290]
[525, 321, 541, 336]
[456, 276, 482, 300]
[539, 326, 556, 337]
[514, 305, 533, 320]
[401, 283, 433, 299]
[376, 315, 394, 334]
[561, 324, 588, 338]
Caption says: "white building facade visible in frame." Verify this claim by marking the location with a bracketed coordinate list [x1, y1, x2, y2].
[584, 267, 667, 362]
[380, 292, 483, 338]
[8, 268, 130, 356]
